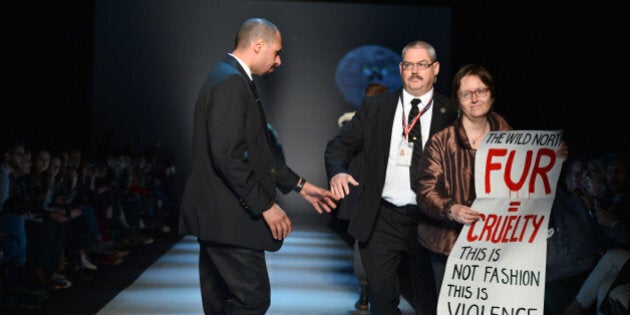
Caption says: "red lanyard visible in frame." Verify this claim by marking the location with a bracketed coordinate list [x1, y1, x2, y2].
[402, 94, 433, 140]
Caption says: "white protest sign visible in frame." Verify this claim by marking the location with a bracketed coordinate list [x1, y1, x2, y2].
[438, 130, 564, 315]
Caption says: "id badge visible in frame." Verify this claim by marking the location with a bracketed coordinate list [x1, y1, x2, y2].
[396, 139, 413, 166]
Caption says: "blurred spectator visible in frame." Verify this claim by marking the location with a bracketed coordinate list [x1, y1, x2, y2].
[545, 156, 599, 314]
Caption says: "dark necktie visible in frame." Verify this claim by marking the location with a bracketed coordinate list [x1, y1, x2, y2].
[409, 98, 422, 191]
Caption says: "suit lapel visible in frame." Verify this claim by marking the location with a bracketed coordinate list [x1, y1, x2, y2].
[224, 54, 250, 81]
[223, 54, 274, 147]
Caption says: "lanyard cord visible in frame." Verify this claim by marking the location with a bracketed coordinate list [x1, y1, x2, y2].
[401, 93, 433, 139]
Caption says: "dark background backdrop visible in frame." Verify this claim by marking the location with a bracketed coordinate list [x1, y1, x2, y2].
[7, 1, 624, 208]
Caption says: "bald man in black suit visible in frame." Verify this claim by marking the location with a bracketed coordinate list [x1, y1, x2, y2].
[179, 17, 337, 315]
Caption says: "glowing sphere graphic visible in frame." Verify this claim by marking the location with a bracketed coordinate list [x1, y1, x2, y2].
[334, 45, 402, 109]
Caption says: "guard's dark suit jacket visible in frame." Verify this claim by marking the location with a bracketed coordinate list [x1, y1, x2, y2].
[179, 54, 299, 252]
[324, 89, 457, 242]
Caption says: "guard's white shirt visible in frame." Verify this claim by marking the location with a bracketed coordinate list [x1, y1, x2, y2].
[381, 89, 434, 206]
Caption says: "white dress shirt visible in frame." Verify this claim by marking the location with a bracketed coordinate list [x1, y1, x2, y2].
[381, 88, 434, 206]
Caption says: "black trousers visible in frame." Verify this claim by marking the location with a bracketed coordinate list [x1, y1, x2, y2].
[198, 242, 270, 315]
[359, 203, 437, 315]
[429, 251, 448, 291]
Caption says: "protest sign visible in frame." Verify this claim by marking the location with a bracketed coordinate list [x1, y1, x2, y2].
[438, 130, 564, 315]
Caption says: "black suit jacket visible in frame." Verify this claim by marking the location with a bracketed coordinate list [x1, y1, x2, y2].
[325, 89, 457, 242]
[179, 54, 299, 252]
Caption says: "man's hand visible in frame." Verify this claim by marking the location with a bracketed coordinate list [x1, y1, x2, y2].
[329, 173, 359, 199]
[262, 203, 292, 240]
[300, 181, 339, 214]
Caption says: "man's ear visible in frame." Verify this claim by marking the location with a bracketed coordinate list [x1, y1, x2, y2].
[253, 39, 263, 54]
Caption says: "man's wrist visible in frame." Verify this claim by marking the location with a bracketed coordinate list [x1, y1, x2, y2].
[294, 177, 306, 192]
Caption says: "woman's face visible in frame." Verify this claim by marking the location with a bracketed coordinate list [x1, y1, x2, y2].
[457, 74, 493, 120]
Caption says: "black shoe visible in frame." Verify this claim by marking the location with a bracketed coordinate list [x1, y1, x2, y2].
[354, 285, 369, 311]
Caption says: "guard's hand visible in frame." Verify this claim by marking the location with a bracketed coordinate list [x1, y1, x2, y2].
[329, 173, 359, 199]
[300, 181, 339, 214]
[262, 204, 292, 240]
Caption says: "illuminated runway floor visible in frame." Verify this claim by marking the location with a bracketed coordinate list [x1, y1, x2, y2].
[95, 220, 415, 315]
